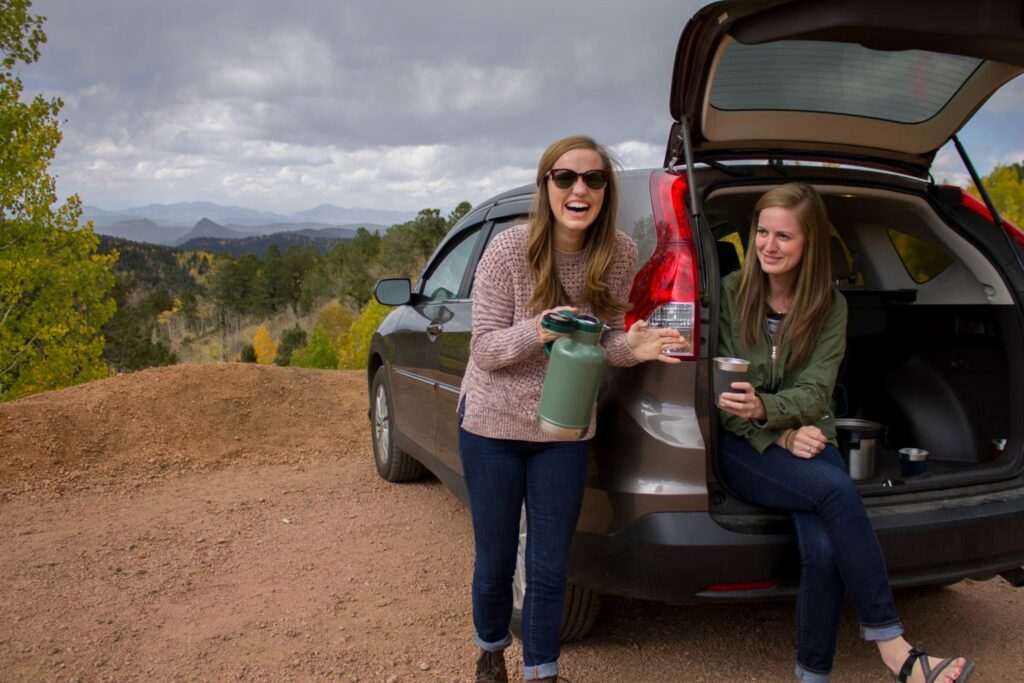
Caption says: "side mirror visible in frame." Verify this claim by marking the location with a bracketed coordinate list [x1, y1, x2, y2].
[374, 278, 412, 306]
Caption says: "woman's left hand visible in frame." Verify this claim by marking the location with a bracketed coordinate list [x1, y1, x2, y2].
[626, 320, 686, 363]
[718, 381, 767, 420]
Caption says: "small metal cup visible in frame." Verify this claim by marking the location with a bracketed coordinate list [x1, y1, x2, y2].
[898, 448, 928, 477]
[713, 357, 750, 402]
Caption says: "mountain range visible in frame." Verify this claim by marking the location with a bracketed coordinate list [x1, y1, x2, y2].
[82, 201, 415, 246]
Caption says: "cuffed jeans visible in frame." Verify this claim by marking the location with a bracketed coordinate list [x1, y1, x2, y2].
[458, 416, 588, 680]
[718, 431, 903, 682]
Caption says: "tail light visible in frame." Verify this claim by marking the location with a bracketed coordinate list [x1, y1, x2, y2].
[625, 171, 701, 359]
[954, 187, 1024, 252]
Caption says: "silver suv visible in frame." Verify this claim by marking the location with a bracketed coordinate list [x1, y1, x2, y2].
[367, 0, 1024, 640]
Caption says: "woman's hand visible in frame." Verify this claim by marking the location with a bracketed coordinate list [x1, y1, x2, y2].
[783, 425, 828, 459]
[626, 320, 686, 363]
[536, 306, 578, 343]
[717, 381, 767, 420]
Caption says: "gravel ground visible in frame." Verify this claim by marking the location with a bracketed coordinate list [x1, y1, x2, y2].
[1, 363, 1021, 681]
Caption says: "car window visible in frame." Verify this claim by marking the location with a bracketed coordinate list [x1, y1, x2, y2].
[420, 225, 482, 301]
[887, 228, 953, 284]
[711, 40, 982, 124]
[466, 218, 525, 298]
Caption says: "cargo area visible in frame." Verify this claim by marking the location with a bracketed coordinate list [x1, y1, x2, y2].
[706, 181, 1024, 495]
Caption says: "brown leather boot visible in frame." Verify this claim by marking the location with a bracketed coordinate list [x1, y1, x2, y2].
[475, 648, 508, 683]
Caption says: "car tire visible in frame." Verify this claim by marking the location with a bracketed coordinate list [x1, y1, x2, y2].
[370, 367, 424, 482]
[509, 506, 602, 642]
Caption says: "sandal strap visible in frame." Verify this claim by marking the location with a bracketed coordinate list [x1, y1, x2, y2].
[897, 648, 929, 683]
[924, 657, 957, 683]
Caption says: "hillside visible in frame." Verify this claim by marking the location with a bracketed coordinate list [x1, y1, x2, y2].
[0, 363, 365, 498]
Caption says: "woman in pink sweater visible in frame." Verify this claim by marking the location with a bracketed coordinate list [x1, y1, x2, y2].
[459, 135, 683, 683]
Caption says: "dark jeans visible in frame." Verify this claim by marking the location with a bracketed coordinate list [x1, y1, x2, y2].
[458, 418, 589, 681]
[718, 431, 903, 682]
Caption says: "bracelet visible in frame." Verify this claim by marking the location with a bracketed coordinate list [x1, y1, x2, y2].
[784, 430, 795, 451]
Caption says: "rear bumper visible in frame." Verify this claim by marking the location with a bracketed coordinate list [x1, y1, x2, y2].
[567, 485, 1024, 603]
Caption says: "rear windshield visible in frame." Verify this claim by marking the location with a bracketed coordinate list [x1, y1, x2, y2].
[710, 39, 982, 124]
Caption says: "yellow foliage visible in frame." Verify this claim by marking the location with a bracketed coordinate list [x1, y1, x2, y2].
[336, 300, 391, 369]
[316, 300, 355, 345]
[252, 324, 278, 365]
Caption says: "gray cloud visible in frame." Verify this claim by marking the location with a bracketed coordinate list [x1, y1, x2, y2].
[22, 1, 1022, 214]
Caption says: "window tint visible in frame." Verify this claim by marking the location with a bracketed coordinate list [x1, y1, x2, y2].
[466, 218, 525, 298]
[711, 40, 982, 124]
[887, 228, 953, 284]
[420, 226, 482, 301]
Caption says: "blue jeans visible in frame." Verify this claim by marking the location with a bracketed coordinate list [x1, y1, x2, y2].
[458, 414, 589, 680]
[718, 431, 903, 683]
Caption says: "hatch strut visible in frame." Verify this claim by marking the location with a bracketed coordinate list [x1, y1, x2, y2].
[952, 134, 1003, 230]
[679, 116, 709, 301]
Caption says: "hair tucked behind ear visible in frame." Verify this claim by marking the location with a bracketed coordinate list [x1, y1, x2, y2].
[526, 135, 629, 320]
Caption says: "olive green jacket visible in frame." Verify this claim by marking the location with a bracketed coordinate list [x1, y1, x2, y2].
[718, 271, 848, 453]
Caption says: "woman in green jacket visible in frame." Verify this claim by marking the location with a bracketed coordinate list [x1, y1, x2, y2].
[717, 183, 974, 683]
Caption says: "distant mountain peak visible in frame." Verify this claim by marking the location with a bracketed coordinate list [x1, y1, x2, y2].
[193, 217, 223, 230]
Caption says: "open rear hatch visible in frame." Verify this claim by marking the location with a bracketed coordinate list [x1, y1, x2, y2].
[667, 0, 1024, 177]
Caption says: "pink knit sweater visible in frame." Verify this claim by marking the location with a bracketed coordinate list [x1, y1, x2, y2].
[459, 223, 641, 441]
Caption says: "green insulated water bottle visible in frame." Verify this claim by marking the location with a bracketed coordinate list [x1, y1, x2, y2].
[537, 311, 606, 440]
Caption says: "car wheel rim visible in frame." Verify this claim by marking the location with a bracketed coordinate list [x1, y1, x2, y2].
[374, 384, 390, 464]
[513, 505, 527, 612]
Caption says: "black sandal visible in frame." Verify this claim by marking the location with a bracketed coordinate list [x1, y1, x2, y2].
[894, 647, 976, 682]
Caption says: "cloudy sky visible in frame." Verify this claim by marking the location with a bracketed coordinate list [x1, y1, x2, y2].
[20, 0, 1024, 215]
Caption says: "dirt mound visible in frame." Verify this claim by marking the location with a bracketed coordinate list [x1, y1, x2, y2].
[0, 363, 365, 499]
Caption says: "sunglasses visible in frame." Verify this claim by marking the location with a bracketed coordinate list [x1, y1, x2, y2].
[546, 168, 609, 191]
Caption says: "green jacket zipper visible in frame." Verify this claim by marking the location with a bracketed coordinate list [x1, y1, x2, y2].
[762, 320, 778, 390]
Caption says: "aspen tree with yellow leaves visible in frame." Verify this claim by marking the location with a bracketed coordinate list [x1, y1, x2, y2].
[1, 0, 116, 400]
[252, 324, 278, 365]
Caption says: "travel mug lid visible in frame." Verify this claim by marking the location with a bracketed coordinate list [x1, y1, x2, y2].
[898, 447, 928, 462]
[573, 314, 604, 333]
[541, 311, 575, 334]
[713, 357, 750, 372]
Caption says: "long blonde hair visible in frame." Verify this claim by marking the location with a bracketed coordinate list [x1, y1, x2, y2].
[736, 183, 834, 369]
[525, 135, 628, 320]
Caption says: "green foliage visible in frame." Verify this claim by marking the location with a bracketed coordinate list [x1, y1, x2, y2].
[290, 324, 337, 369]
[98, 235, 196, 293]
[1, 1, 117, 400]
[102, 284, 177, 372]
[448, 201, 472, 228]
[337, 300, 391, 369]
[178, 289, 199, 330]
[316, 300, 354, 343]
[333, 227, 382, 309]
[179, 231, 345, 258]
[239, 343, 257, 363]
[274, 325, 307, 366]
[969, 162, 1024, 227]
[378, 208, 451, 280]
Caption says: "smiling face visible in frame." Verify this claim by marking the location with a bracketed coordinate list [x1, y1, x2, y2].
[546, 148, 606, 251]
[755, 205, 806, 281]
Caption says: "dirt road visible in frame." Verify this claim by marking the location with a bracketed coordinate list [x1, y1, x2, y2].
[1, 364, 1021, 681]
